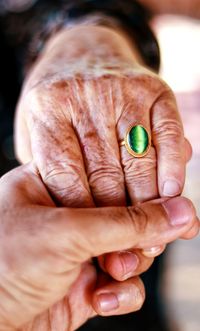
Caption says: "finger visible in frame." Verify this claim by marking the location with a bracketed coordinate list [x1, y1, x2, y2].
[8, 166, 197, 260]
[92, 276, 145, 316]
[26, 92, 94, 207]
[152, 90, 185, 197]
[103, 250, 154, 281]
[141, 245, 166, 257]
[71, 197, 197, 258]
[185, 137, 193, 163]
[102, 245, 166, 280]
[117, 80, 158, 204]
[98, 255, 107, 273]
[3, 167, 198, 270]
[70, 79, 127, 276]
[24, 196, 198, 262]
[71, 77, 126, 207]
[15, 104, 32, 164]
[181, 220, 199, 240]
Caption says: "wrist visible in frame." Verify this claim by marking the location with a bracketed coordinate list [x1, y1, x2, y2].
[2, 0, 160, 85]
[46, 24, 141, 62]
[24, 25, 143, 92]
[23, 1, 159, 84]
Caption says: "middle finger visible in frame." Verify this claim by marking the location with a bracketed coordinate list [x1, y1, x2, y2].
[117, 77, 158, 204]
[71, 77, 126, 207]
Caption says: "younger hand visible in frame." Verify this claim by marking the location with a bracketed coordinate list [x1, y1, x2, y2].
[0, 163, 198, 330]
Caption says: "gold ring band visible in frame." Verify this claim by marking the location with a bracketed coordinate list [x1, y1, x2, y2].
[119, 141, 126, 147]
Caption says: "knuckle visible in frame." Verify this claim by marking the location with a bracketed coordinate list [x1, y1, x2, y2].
[133, 73, 168, 94]
[23, 84, 48, 110]
[152, 76, 172, 94]
[124, 148, 156, 185]
[44, 162, 76, 185]
[23, 81, 67, 118]
[43, 163, 90, 205]
[0, 167, 23, 191]
[89, 166, 124, 201]
[118, 75, 156, 111]
[126, 206, 148, 236]
[153, 120, 185, 164]
[153, 119, 183, 145]
[138, 73, 173, 97]
[0, 171, 11, 183]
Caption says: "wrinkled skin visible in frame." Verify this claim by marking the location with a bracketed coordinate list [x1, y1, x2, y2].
[0, 163, 198, 331]
[17, 72, 189, 205]
[16, 26, 190, 207]
[13, 26, 194, 330]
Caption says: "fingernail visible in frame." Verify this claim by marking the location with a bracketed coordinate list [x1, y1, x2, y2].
[118, 251, 139, 278]
[163, 197, 194, 226]
[163, 180, 181, 197]
[97, 293, 119, 312]
[142, 245, 165, 257]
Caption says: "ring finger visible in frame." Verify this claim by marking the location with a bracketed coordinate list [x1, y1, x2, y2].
[117, 96, 158, 204]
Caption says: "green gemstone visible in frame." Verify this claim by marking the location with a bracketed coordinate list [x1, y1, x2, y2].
[127, 125, 149, 154]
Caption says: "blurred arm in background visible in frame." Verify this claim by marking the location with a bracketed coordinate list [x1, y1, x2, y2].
[138, 0, 200, 18]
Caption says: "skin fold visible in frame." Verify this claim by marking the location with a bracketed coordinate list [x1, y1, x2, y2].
[10, 22, 198, 330]
[16, 25, 189, 205]
[0, 163, 198, 331]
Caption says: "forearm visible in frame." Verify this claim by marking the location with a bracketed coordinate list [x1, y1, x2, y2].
[138, 0, 200, 18]
[24, 25, 142, 92]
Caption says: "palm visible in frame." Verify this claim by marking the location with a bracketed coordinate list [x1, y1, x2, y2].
[23, 263, 97, 331]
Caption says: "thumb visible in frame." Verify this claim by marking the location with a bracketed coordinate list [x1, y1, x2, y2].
[44, 196, 198, 262]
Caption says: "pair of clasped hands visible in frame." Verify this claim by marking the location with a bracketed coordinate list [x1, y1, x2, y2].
[0, 26, 199, 331]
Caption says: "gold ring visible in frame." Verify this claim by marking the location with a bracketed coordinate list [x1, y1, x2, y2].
[120, 124, 151, 158]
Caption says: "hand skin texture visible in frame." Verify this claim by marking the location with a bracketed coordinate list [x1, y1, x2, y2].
[16, 25, 191, 207]
[0, 163, 198, 331]
[13, 25, 195, 329]
[15, 22, 193, 252]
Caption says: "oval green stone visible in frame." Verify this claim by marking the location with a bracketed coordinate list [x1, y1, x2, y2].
[127, 125, 149, 154]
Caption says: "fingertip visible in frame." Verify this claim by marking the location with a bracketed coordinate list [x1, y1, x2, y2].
[185, 137, 193, 163]
[92, 277, 145, 316]
[104, 251, 139, 281]
[181, 219, 200, 240]
[162, 196, 196, 227]
[160, 138, 192, 197]
[162, 179, 182, 197]
[142, 245, 166, 257]
[93, 292, 119, 314]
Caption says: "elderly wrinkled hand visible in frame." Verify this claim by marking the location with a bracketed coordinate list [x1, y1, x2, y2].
[13, 25, 196, 330]
[15, 26, 191, 207]
[0, 163, 198, 330]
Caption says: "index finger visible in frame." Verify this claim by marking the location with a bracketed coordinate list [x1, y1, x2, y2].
[26, 88, 94, 208]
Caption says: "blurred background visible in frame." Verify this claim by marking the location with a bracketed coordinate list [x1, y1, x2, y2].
[154, 15, 200, 331]
[0, 4, 199, 331]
